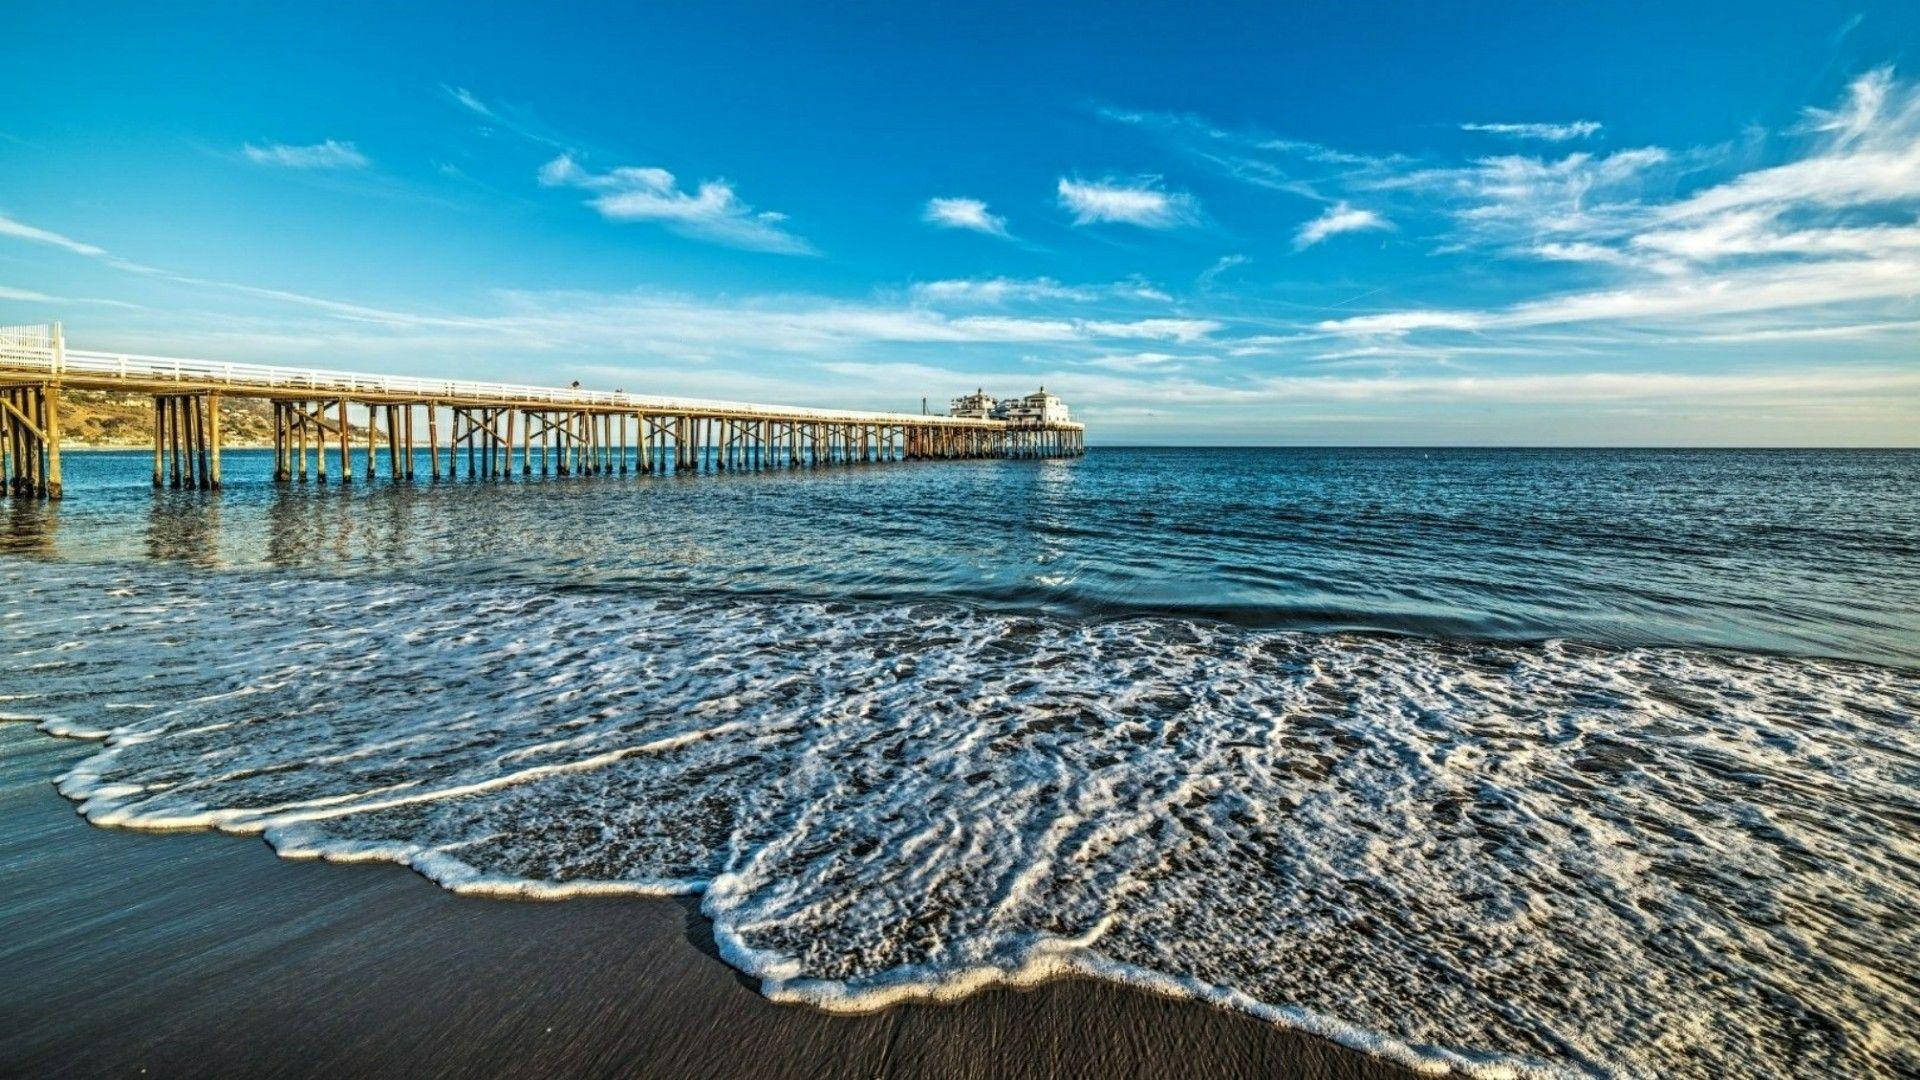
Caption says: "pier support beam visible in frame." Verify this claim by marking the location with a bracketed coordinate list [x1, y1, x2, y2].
[206, 393, 221, 490]
[1, 384, 61, 499]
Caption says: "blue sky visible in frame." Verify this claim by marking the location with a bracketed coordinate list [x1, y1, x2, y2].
[3, 1, 1918, 444]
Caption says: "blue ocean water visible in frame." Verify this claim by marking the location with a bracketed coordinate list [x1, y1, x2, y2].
[4, 447, 1917, 1078]
[9, 447, 1917, 665]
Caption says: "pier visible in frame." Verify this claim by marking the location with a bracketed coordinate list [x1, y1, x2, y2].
[0, 324, 1084, 498]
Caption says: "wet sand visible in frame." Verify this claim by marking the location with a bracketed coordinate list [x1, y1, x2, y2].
[0, 725, 1415, 1080]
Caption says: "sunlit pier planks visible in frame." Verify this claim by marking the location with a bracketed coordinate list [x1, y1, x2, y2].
[0, 323, 1084, 498]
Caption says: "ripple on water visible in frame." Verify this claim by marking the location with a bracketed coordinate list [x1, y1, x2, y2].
[3, 560, 1918, 1080]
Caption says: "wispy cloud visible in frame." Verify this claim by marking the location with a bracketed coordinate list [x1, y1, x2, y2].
[440, 85, 573, 151]
[1326, 66, 1920, 345]
[1094, 105, 1407, 203]
[1197, 253, 1249, 289]
[242, 140, 368, 169]
[1460, 121, 1603, 142]
[1320, 256, 1920, 336]
[445, 85, 495, 119]
[538, 153, 813, 255]
[1057, 177, 1197, 228]
[1294, 202, 1393, 249]
[909, 277, 1170, 305]
[0, 212, 106, 257]
[922, 197, 1011, 238]
[0, 285, 143, 309]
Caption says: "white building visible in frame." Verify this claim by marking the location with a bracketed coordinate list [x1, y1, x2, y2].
[994, 387, 1070, 426]
[949, 389, 997, 419]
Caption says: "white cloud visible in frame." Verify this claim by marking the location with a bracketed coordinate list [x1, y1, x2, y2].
[1294, 202, 1393, 249]
[1325, 66, 1920, 347]
[1253, 368, 1920, 404]
[1461, 121, 1603, 142]
[444, 85, 495, 119]
[0, 212, 106, 257]
[1803, 65, 1895, 146]
[442, 85, 572, 151]
[538, 153, 812, 255]
[1057, 177, 1196, 228]
[1633, 213, 1920, 261]
[0, 284, 142, 309]
[1082, 318, 1220, 343]
[1197, 253, 1249, 289]
[1375, 147, 1671, 249]
[921, 197, 1010, 237]
[909, 277, 1170, 305]
[1080, 351, 1187, 371]
[1320, 256, 1920, 336]
[1525, 241, 1649, 267]
[1659, 71, 1920, 223]
[242, 140, 368, 169]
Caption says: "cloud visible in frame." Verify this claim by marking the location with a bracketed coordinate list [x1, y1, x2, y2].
[922, 197, 1010, 237]
[0, 212, 106, 257]
[1322, 66, 1920, 347]
[1082, 318, 1220, 343]
[444, 85, 495, 119]
[1319, 256, 1920, 336]
[1095, 106, 1406, 189]
[441, 85, 574, 152]
[538, 153, 812, 255]
[1461, 121, 1603, 142]
[909, 277, 1170, 305]
[1525, 241, 1649, 267]
[1197, 253, 1249, 289]
[1079, 351, 1188, 372]
[1658, 69, 1920, 222]
[1252, 368, 1920, 404]
[0, 285, 143, 309]
[1371, 147, 1671, 250]
[242, 140, 368, 169]
[1294, 202, 1393, 249]
[1057, 177, 1197, 228]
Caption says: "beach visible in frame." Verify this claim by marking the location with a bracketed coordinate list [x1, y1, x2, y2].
[0, 724, 1410, 1079]
[2, 448, 1915, 1078]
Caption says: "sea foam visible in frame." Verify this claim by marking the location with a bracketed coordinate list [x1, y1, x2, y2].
[4, 560, 1917, 1079]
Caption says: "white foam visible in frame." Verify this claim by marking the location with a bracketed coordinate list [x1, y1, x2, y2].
[4, 559, 1917, 1079]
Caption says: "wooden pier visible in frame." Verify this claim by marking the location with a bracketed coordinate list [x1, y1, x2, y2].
[0, 324, 1084, 498]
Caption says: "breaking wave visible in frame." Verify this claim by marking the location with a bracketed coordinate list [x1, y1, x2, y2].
[4, 560, 1918, 1078]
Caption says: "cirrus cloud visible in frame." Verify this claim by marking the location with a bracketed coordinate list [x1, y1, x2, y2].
[242, 140, 368, 169]
[1294, 202, 1393, 249]
[538, 153, 813, 255]
[1460, 121, 1604, 142]
[922, 197, 1011, 238]
[1057, 177, 1197, 228]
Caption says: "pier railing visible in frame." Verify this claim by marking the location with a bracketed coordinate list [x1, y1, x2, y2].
[0, 331, 1026, 428]
[0, 323, 1085, 499]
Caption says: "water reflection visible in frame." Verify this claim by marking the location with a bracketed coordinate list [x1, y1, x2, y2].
[0, 498, 57, 556]
[144, 492, 222, 567]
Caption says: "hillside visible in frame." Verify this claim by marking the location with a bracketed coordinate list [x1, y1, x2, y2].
[55, 391, 367, 449]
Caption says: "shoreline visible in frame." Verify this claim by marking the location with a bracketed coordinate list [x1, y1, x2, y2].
[0, 723, 1420, 1079]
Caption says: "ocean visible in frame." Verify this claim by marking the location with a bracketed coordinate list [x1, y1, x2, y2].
[3, 447, 1916, 1078]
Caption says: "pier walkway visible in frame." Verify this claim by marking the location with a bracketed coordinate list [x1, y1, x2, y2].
[0, 324, 1084, 498]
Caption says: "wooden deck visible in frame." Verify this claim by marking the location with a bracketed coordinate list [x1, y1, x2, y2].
[0, 324, 1084, 497]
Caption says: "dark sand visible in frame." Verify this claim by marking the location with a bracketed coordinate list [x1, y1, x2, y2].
[0, 724, 1418, 1079]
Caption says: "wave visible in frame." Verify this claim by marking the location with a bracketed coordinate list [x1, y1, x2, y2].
[4, 559, 1918, 1078]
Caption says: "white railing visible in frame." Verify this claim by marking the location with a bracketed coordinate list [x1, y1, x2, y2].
[0, 339, 1088, 429]
[0, 324, 53, 348]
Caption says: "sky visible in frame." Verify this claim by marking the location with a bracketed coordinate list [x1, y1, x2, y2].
[2, 0, 1918, 445]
